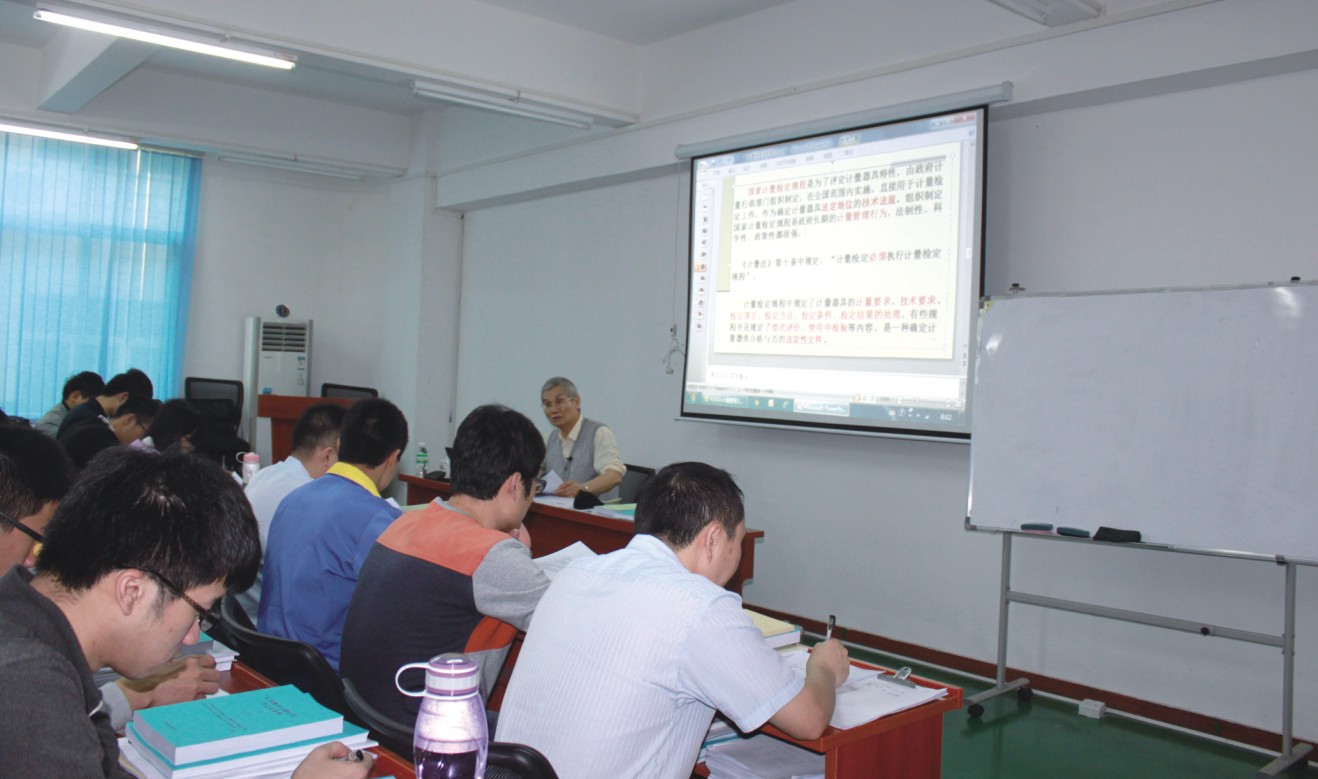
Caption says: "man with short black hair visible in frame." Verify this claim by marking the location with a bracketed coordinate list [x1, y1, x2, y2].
[540, 376, 624, 500]
[0, 448, 373, 778]
[0, 428, 225, 737]
[0, 426, 75, 571]
[497, 461, 850, 779]
[60, 396, 160, 470]
[341, 404, 549, 723]
[56, 368, 153, 438]
[259, 397, 408, 669]
[237, 402, 347, 616]
[34, 371, 105, 436]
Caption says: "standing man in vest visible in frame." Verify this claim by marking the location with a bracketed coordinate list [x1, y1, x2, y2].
[540, 377, 624, 502]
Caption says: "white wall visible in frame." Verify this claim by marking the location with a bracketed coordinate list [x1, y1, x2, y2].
[184, 163, 393, 401]
[450, 54, 1318, 747]
[92, 0, 1318, 743]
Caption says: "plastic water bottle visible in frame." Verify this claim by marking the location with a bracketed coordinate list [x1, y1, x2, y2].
[416, 443, 430, 478]
[395, 653, 488, 779]
[240, 453, 261, 485]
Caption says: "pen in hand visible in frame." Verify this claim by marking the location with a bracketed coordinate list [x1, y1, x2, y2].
[825, 614, 836, 641]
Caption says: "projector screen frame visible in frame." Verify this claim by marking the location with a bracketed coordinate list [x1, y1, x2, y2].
[679, 105, 989, 443]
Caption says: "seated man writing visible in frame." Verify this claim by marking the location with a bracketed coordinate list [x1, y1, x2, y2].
[497, 461, 849, 778]
[0, 448, 370, 778]
[0, 427, 220, 733]
[341, 404, 550, 722]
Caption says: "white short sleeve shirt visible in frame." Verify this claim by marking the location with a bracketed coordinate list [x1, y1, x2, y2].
[496, 535, 802, 779]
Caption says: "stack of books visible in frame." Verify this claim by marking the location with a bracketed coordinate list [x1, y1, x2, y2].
[118, 685, 375, 778]
[705, 734, 824, 779]
[95, 634, 239, 688]
[744, 609, 802, 649]
[177, 633, 239, 672]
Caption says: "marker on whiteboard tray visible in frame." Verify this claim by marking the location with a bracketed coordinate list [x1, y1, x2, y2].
[1020, 523, 1053, 533]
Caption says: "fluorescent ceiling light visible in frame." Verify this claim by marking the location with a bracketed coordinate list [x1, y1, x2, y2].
[34, 8, 296, 70]
[412, 80, 596, 130]
[215, 153, 405, 180]
[987, 0, 1102, 26]
[0, 120, 137, 149]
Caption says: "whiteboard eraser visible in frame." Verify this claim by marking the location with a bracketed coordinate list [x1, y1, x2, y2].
[1079, 699, 1107, 719]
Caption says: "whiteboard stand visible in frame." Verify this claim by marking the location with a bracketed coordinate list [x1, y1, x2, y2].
[963, 529, 1312, 777]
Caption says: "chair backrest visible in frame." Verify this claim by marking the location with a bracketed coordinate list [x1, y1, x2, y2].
[184, 377, 244, 434]
[321, 383, 379, 400]
[219, 596, 347, 715]
[341, 676, 413, 756]
[340, 680, 411, 759]
[488, 742, 559, 779]
[342, 677, 558, 778]
[616, 464, 656, 504]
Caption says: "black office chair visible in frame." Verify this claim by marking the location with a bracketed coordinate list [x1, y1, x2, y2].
[488, 743, 559, 779]
[184, 377, 244, 435]
[219, 596, 348, 715]
[342, 676, 412, 756]
[341, 677, 557, 778]
[321, 383, 379, 400]
[616, 464, 656, 503]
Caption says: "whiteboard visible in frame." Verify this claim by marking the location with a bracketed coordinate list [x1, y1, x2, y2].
[968, 282, 1318, 563]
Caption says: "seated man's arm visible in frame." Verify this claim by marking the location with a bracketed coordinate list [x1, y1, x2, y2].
[471, 540, 553, 630]
[0, 646, 121, 776]
[106, 654, 221, 729]
[589, 426, 625, 495]
[767, 638, 849, 740]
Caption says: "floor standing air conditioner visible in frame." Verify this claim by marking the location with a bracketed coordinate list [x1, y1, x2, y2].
[242, 317, 312, 445]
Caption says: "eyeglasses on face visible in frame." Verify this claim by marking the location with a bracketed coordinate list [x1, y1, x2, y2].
[134, 565, 219, 632]
[541, 395, 576, 409]
[0, 507, 44, 544]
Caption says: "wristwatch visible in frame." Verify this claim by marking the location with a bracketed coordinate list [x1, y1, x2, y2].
[580, 483, 592, 494]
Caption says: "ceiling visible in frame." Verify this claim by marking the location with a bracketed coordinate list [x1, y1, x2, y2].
[0, 0, 807, 119]
[473, 0, 800, 46]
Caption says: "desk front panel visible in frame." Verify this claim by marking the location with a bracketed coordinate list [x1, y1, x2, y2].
[700, 666, 962, 779]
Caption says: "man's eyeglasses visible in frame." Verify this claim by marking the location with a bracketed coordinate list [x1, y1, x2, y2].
[0, 508, 44, 544]
[2, 508, 217, 631]
[135, 565, 219, 633]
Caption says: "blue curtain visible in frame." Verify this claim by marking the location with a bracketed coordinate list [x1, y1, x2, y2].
[0, 133, 200, 419]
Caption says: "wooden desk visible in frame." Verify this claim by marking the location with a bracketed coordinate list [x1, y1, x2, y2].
[256, 395, 353, 464]
[224, 662, 415, 779]
[399, 474, 764, 595]
[697, 664, 962, 779]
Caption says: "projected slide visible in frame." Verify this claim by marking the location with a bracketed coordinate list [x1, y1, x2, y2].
[683, 109, 984, 439]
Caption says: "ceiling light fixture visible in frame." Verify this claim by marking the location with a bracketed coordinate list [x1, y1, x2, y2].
[0, 120, 138, 149]
[34, 7, 296, 70]
[412, 80, 596, 130]
[987, 0, 1102, 26]
[215, 153, 407, 181]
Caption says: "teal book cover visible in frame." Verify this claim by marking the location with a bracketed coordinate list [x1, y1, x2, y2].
[130, 685, 342, 764]
[126, 721, 371, 777]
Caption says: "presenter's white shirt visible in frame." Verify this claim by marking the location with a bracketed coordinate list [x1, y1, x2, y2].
[496, 534, 801, 779]
[237, 457, 313, 616]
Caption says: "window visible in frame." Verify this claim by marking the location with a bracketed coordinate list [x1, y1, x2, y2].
[0, 133, 200, 418]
